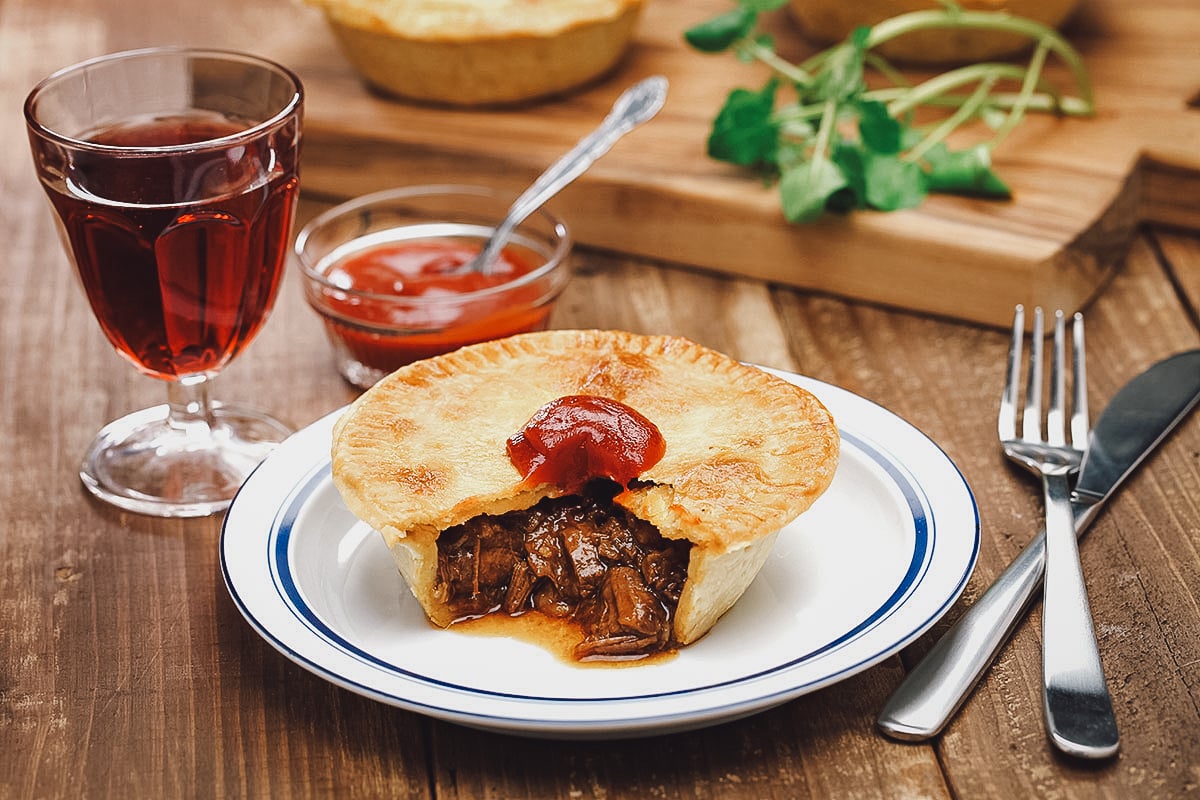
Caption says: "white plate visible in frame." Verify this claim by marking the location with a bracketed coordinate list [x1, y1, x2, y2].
[221, 369, 979, 738]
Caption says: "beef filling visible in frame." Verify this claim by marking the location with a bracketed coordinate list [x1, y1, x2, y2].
[434, 482, 690, 659]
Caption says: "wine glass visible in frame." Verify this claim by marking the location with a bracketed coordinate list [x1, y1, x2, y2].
[24, 48, 303, 517]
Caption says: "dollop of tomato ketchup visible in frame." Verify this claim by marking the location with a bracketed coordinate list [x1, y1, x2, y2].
[506, 395, 666, 492]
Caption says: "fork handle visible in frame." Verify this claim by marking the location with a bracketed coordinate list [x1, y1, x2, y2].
[1041, 471, 1120, 758]
[877, 501, 1100, 740]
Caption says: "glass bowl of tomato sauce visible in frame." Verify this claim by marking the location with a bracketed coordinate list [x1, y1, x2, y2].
[295, 185, 572, 389]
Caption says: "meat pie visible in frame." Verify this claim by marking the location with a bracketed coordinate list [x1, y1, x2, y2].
[330, 330, 839, 660]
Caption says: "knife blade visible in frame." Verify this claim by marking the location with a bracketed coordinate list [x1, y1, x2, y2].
[877, 349, 1200, 741]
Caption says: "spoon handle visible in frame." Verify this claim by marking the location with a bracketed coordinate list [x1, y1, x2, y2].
[476, 75, 668, 272]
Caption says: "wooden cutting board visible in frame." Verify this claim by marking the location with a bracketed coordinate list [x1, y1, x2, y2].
[273, 0, 1200, 327]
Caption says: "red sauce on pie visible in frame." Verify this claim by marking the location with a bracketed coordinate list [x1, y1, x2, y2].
[506, 395, 666, 492]
[315, 239, 554, 372]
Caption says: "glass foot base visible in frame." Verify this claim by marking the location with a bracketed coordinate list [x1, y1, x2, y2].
[79, 403, 292, 518]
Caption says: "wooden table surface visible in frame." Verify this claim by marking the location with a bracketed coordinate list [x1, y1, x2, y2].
[3, 1, 1199, 798]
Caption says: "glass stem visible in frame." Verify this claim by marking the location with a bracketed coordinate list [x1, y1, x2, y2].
[166, 374, 219, 437]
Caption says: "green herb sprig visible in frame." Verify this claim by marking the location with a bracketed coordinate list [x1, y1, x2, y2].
[684, 0, 1094, 222]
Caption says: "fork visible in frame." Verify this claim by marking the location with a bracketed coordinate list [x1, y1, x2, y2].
[1000, 305, 1120, 759]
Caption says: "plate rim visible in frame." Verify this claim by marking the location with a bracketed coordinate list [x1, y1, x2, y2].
[221, 368, 979, 737]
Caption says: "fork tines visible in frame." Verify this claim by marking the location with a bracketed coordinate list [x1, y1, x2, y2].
[1001, 305, 1088, 450]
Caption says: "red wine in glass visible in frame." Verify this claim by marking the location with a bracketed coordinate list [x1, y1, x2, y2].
[45, 112, 298, 379]
[25, 49, 303, 517]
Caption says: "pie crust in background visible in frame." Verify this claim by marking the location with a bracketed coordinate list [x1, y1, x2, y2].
[307, 0, 646, 105]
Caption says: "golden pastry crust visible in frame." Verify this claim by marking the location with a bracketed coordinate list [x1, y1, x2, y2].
[331, 329, 839, 642]
[312, 0, 639, 38]
[306, 0, 645, 105]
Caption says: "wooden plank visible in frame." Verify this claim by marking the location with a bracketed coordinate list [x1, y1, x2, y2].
[279, 0, 1200, 327]
[1152, 221, 1200, 309]
[427, 665, 950, 800]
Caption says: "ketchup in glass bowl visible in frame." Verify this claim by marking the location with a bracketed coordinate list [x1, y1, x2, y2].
[295, 185, 572, 389]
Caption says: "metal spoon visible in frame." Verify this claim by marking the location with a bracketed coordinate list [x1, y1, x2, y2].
[466, 75, 668, 274]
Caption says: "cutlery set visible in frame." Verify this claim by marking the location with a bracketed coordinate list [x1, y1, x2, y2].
[878, 306, 1200, 758]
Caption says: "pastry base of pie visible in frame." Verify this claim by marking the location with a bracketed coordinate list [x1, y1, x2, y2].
[307, 0, 645, 106]
[331, 330, 840, 654]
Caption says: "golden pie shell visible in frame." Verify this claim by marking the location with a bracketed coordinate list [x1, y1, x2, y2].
[331, 329, 839, 643]
[306, 0, 645, 105]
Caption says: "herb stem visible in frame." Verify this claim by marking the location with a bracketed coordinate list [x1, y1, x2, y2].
[886, 63, 1066, 118]
[988, 41, 1050, 147]
[811, 98, 838, 163]
[863, 53, 913, 91]
[773, 100, 831, 126]
[864, 87, 1091, 116]
[741, 39, 814, 86]
[906, 73, 998, 162]
[865, 9, 1094, 111]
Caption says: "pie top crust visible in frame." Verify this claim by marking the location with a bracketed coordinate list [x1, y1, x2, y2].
[332, 329, 839, 555]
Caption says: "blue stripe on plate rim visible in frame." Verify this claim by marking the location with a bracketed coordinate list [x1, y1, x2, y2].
[247, 428, 951, 710]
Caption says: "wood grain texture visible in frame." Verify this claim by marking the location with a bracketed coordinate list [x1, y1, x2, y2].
[925, 239, 1200, 799]
[3, 0, 1200, 798]
[426, 665, 950, 800]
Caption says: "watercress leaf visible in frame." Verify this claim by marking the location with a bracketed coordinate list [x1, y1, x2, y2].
[863, 154, 928, 211]
[857, 99, 903, 155]
[684, 8, 757, 53]
[780, 156, 848, 222]
[900, 125, 924, 151]
[706, 79, 781, 169]
[773, 138, 810, 172]
[812, 26, 869, 103]
[825, 185, 861, 214]
[925, 144, 1012, 197]
[830, 141, 868, 209]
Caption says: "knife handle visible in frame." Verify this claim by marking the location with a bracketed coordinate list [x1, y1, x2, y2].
[876, 502, 1101, 740]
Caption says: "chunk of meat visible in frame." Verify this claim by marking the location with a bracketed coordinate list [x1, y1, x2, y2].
[562, 525, 606, 591]
[641, 549, 687, 604]
[574, 566, 669, 659]
[525, 527, 577, 597]
[502, 561, 537, 613]
[532, 582, 573, 618]
[435, 519, 524, 618]
[434, 484, 691, 658]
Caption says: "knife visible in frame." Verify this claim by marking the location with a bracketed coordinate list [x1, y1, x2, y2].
[877, 349, 1200, 741]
